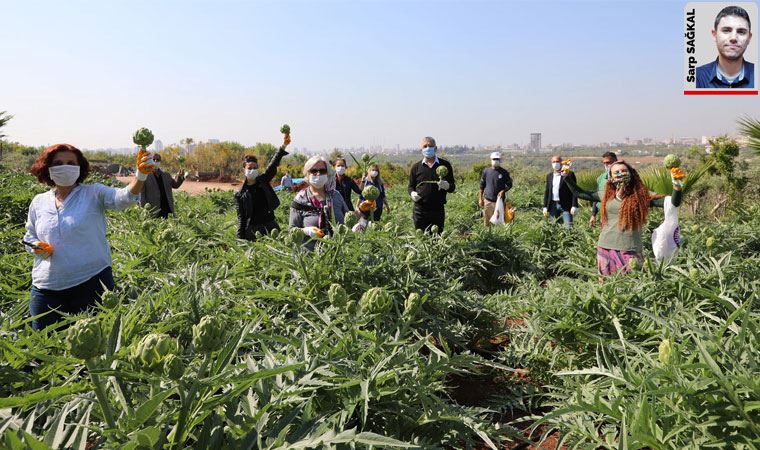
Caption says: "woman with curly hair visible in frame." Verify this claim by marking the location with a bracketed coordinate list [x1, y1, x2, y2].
[24, 143, 154, 329]
[563, 160, 684, 276]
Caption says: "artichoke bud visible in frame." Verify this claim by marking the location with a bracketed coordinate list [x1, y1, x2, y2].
[658, 339, 672, 365]
[163, 354, 184, 380]
[132, 127, 155, 148]
[280, 124, 291, 135]
[359, 287, 392, 315]
[689, 268, 700, 279]
[706, 237, 715, 249]
[192, 316, 226, 353]
[66, 318, 106, 360]
[436, 165, 448, 178]
[662, 154, 682, 169]
[362, 185, 380, 201]
[628, 258, 639, 271]
[327, 284, 348, 308]
[362, 153, 371, 163]
[403, 293, 425, 319]
[134, 333, 178, 373]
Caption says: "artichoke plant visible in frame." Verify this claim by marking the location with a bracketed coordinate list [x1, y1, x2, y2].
[328, 283, 348, 308]
[66, 318, 106, 360]
[163, 354, 184, 380]
[658, 339, 672, 365]
[133, 333, 179, 373]
[133, 127, 154, 149]
[402, 292, 425, 319]
[192, 315, 226, 354]
[360, 287, 392, 315]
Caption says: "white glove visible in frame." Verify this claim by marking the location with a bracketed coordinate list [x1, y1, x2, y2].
[437, 180, 450, 191]
[137, 170, 148, 181]
[542, 207, 549, 218]
[183, 171, 190, 178]
[570, 207, 577, 216]
[410, 191, 421, 202]
[303, 227, 324, 239]
[352, 218, 369, 233]
[671, 175, 682, 188]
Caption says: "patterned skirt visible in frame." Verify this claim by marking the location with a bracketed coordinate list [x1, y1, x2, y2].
[596, 247, 643, 276]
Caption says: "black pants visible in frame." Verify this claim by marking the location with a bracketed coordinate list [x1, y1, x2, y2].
[413, 207, 445, 233]
[245, 220, 280, 241]
[30, 267, 114, 330]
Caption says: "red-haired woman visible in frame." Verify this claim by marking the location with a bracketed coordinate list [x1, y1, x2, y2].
[563, 160, 684, 276]
[24, 144, 154, 330]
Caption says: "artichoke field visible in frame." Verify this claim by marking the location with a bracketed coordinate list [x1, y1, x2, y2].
[1, 167, 758, 449]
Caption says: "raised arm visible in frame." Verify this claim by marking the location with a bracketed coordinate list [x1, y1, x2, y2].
[262, 146, 289, 183]
[563, 173, 599, 202]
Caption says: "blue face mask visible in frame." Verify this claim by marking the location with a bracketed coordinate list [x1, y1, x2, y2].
[422, 147, 436, 158]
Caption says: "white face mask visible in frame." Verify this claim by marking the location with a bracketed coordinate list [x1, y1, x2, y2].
[491, 160, 500, 167]
[335, 166, 346, 175]
[245, 168, 259, 179]
[309, 174, 328, 188]
[49, 165, 80, 187]
[552, 162, 562, 171]
[369, 170, 379, 178]
[152, 161, 161, 169]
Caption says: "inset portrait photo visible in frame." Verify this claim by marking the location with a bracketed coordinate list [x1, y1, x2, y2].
[684, 2, 758, 94]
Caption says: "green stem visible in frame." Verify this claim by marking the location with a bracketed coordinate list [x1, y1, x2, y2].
[173, 355, 209, 449]
[86, 358, 117, 430]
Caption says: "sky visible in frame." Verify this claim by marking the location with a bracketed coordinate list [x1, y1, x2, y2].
[2, 0, 759, 151]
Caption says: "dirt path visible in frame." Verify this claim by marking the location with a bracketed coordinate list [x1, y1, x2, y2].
[116, 176, 242, 195]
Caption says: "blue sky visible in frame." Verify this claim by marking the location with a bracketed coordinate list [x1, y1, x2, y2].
[1, 0, 757, 150]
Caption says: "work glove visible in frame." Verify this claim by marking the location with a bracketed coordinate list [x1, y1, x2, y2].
[570, 207, 578, 216]
[358, 200, 376, 213]
[561, 160, 572, 175]
[136, 149, 155, 181]
[410, 191, 421, 203]
[184, 171, 190, 178]
[670, 167, 685, 188]
[542, 207, 549, 218]
[33, 241, 54, 259]
[303, 227, 325, 239]
[437, 180, 450, 191]
[352, 218, 369, 233]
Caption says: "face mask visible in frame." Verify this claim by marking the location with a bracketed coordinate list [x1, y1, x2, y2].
[152, 161, 161, 169]
[491, 160, 500, 167]
[49, 165, 80, 187]
[552, 162, 562, 170]
[422, 147, 436, 158]
[369, 170, 379, 178]
[335, 166, 346, 175]
[612, 172, 631, 187]
[245, 168, 258, 179]
[309, 174, 328, 188]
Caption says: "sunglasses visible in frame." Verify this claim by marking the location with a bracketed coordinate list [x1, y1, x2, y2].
[309, 168, 328, 175]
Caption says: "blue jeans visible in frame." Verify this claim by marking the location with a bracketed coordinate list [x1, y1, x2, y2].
[29, 267, 115, 330]
[549, 201, 573, 228]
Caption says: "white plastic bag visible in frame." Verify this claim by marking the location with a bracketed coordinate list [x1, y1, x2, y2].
[652, 195, 681, 264]
[489, 197, 505, 225]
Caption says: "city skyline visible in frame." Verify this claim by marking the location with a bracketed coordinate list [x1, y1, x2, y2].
[2, 1, 758, 151]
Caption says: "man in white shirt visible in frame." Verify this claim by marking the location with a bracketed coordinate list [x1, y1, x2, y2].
[542, 155, 578, 228]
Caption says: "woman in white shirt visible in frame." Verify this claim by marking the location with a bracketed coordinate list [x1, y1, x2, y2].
[24, 143, 153, 330]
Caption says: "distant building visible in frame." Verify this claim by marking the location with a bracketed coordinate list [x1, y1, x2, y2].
[153, 139, 164, 151]
[529, 133, 542, 153]
[207, 139, 220, 144]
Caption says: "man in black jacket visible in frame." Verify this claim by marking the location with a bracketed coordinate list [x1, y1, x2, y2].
[542, 155, 578, 228]
[407, 136, 455, 233]
[235, 136, 290, 240]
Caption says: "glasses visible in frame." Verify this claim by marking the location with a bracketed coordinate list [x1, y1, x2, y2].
[309, 168, 328, 175]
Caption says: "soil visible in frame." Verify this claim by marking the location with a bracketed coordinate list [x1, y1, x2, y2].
[116, 176, 241, 195]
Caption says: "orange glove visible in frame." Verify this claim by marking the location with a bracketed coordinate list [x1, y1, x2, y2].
[283, 134, 291, 147]
[670, 167, 685, 180]
[303, 227, 325, 239]
[137, 149, 155, 178]
[358, 200, 376, 213]
[33, 241, 54, 258]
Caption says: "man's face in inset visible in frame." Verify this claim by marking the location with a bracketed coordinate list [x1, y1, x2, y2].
[712, 15, 752, 61]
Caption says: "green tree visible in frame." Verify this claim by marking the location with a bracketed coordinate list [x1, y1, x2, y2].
[249, 142, 278, 163]
[738, 115, 760, 156]
[0, 111, 14, 161]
